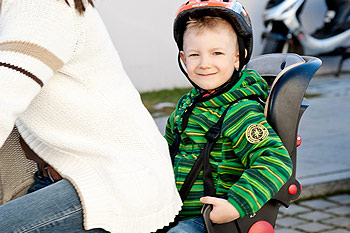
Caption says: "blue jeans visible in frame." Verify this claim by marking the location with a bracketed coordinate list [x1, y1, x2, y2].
[166, 216, 206, 233]
[0, 178, 107, 233]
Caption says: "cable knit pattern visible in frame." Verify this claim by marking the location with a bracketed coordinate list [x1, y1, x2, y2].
[0, 0, 182, 232]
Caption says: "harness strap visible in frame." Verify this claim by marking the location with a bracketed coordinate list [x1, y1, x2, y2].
[203, 102, 233, 196]
[179, 102, 233, 201]
[174, 95, 264, 201]
[169, 95, 202, 163]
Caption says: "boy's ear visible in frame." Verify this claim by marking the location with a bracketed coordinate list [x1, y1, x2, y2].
[180, 51, 186, 66]
[234, 52, 240, 69]
[234, 49, 247, 69]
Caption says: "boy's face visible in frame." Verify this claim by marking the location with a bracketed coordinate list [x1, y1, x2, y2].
[180, 24, 240, 91]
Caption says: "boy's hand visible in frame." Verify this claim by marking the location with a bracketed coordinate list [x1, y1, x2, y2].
[200, 196, 240, 224]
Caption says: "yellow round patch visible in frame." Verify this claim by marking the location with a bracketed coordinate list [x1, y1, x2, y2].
[245, 124, 269, 144]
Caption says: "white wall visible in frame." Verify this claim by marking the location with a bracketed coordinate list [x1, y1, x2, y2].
[95, 0, 326, 92]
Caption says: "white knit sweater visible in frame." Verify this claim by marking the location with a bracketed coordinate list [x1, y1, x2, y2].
[0, 0, 182, 232]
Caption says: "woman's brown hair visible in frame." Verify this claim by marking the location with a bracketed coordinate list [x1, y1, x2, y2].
[64, 0, 94, 14]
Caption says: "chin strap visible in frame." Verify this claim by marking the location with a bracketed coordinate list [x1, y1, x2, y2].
[237, 36, 247, 72]
[178, 53, 195, 85]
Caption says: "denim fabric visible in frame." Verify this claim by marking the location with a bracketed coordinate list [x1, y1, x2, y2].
[0, 179, 107, 233]
[27, 169, 53, 194]
[166, 216, 206, 233]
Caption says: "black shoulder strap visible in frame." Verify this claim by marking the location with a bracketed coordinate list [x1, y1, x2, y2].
[177, 95, 265, 201]
[179, 102, 234, 201]
[169, 95, 203, 164]
[170, 94, 264, 201]
[170, 95, 263, 162]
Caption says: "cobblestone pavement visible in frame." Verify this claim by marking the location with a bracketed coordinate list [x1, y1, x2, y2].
[275, 193, 350, 233]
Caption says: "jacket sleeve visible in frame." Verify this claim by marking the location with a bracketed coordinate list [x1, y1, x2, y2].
[165, 111, 177, 146]
[165, 95, 187, 146]
[223, 100, 292, 217]
[0, 0, 76, 147]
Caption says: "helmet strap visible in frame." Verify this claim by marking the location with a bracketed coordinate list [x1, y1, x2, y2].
[178, 53, 200, 89]
[237, 36, 246, 72]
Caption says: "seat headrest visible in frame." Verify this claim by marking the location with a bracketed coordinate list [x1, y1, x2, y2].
[246, 53, 305, 77]
[247, 54, 307, 118]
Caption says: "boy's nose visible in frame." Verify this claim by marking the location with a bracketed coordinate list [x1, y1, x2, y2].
[199, 57, 211, 69]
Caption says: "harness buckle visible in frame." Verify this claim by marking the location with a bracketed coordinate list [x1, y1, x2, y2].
[205, 126, 221, 142]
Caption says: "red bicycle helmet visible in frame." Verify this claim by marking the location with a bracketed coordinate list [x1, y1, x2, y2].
[174, 0, 253, 67]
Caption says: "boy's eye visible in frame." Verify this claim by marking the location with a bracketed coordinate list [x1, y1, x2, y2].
[213, 52, 223, 55]
[188, 53, 199, 57]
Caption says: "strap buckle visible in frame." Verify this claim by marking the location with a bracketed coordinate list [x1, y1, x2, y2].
[205, 126, 221, 142]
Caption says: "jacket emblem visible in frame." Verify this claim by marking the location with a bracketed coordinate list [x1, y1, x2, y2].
[245, 124, 269, 144]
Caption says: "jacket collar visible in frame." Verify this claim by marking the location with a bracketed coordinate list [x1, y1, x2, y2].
[184, 69, 268, 109]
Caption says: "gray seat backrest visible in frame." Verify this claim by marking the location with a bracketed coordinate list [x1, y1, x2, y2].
[203, 53, 322, 233]
[246, 53, 305, 77]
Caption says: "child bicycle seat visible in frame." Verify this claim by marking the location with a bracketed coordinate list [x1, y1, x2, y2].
[202, 53, 322, 233]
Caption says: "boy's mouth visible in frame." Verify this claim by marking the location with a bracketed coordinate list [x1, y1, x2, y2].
[197, 72, 217, 76]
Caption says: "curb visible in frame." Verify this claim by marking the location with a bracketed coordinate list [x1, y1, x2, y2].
[315, 55, 350, 76]
[298, 179, 350, 200]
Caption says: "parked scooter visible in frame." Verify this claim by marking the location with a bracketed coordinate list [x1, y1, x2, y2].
[261, 0, 350, 75]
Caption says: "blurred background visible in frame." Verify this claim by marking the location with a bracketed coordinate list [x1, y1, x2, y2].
[95, 0, 330, 92]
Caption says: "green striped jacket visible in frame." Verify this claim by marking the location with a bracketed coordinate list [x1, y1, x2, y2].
[165, 69, 292, 220]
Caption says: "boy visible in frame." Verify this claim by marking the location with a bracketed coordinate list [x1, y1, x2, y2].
[164, 0, 292, 232]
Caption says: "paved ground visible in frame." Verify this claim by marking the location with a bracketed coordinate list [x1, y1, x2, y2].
[296, 74, 350, 197]
[154, 57, 350, 232]
[276, 193, 350, 233]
